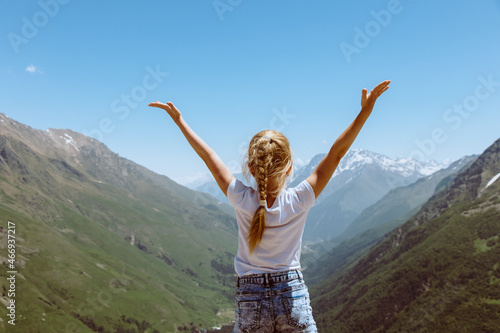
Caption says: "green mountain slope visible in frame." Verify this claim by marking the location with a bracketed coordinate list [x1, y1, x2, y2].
[310, 138, 500, 332]
[0, 114, 237, 332]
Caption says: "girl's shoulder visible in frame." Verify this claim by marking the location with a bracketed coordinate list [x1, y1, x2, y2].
[228, 178, 252, 193]
[281, 179, 316, 208]
[227, 178, 255, 206]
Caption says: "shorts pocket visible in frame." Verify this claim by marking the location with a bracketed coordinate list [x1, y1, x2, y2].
[237, 300, 261, 332]
[282, 295, 311, 329]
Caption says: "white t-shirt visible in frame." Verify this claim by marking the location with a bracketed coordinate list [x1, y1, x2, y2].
[227, 178, 316, 276]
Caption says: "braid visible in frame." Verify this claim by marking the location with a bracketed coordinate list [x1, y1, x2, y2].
[244, 130, 293, 254]
[248, 140, 272, 253]
[257, 152, 272, 203]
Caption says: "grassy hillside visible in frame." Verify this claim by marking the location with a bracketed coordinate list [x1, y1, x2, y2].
[0, 119, 238, 332]
[312, 193, 500, 332]
[0, 207, 237, 332]
[310, 139, 500, 332]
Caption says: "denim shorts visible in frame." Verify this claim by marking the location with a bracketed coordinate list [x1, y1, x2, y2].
[233, 270, 317, 333]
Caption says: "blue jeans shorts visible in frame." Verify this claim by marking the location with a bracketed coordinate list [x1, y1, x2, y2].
[233, 270, 317, 333]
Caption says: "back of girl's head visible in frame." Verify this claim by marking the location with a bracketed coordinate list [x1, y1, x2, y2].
[243, 130, 293, 253]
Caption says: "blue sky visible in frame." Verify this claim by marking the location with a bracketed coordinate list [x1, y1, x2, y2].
[1, 0, 500, 185]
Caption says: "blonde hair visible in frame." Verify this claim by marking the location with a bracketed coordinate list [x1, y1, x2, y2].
[242, 130, 293, 253]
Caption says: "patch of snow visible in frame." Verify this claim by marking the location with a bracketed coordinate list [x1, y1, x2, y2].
[485, 172, 500, 189]
[63, 133, 79, 151]
[418, 164, 442, 176]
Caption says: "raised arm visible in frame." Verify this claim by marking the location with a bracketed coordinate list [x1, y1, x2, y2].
[306, 80, 390, 198]
[148, 101, 234, 196]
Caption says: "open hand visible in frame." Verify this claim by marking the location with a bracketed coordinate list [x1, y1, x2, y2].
[148, 101, 181, 121]
[361, 80, 390, 109]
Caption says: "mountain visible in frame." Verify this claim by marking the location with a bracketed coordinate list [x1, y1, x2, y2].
[301, 154, 476, 285]
[288, 153, 326, 187]
[309, 137, 500, 332]
[299, 149, 449, 241]
[337, 154, 477, 241]
[0, 113, 238, 332]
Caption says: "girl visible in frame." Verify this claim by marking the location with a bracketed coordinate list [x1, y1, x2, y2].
[149, 80, 390, 332]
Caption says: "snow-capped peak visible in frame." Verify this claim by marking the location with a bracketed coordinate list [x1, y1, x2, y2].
[296, 148, 450, 183]
[333, 148, 447, 178]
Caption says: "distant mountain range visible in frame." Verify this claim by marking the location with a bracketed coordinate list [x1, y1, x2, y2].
[297, 148, 450, 241]
[337, 154, 477, 242]
[0, 113, 237, 332]
[309, 137, 500, 332]
[195, 148, 452, 241]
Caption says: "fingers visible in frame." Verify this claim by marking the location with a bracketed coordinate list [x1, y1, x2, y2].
[370, 80, 390, 98]
[374, 80, 391, 93]
[360, 80, 390, 108]
[363, 80, 390, 98]
[148, 101, 171, 109]
[167, 102, 179, 111]
[361, 88, 368, 101]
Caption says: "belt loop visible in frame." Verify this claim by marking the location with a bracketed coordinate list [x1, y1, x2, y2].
[296, 270, 302, 282]
[237, 277, 240, 288]
[265, 274, 269, 286]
